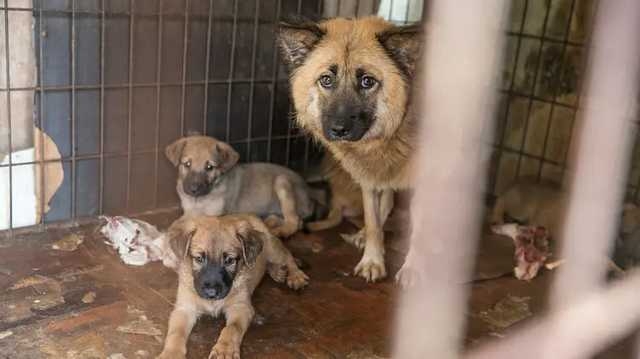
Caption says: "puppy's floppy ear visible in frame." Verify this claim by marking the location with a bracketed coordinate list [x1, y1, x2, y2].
[377, 24, 424, 77]
[236, 228, 264, 267]
[167, 220, 196, 260]
[278, 17, 325, 71]
[215, 141, 240, 172]
[165, 138, 189, 167]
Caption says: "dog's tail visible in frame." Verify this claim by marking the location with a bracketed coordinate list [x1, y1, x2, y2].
[302, 183, 331, 230]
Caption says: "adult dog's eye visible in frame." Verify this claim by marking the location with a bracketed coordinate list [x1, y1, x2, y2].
[318, 75, 334, 89]
[360, 75, 377, 90]
[223, 256, 236, 266]
[205, 163, 215, 171]
[183, 160, 191, 168]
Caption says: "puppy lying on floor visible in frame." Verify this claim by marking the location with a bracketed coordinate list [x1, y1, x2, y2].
[490, 177, 565, 236]
[166, 135, 322, 237]
[157, 215, 308, 359]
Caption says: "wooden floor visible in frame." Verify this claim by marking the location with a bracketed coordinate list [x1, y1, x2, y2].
[0, 211, 633, 358]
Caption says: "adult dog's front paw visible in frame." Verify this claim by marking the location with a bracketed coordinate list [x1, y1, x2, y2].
[209, 340, 240, 359]
[156, 349, 186, 359]
[354, 252, 386, 282]
[340, 229, 365, 250]
[286, 269, 309, 290]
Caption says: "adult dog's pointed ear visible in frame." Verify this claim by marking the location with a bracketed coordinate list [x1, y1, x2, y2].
[167, 220, 197, 260]
[214, 141, 240, 172]
[236, 228, 265, 267]
[377, 24, 424, 77]
[165, 138, 189, 167]
[278, 18, 325, 71]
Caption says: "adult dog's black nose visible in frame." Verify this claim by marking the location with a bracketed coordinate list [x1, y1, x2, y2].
[329, 122, 352, 139]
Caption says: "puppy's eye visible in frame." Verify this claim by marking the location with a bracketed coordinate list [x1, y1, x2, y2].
[193, 255, 205, 264]
[318, 75, 334, 89]
[360, 75, 377, 90]
[205, 163, 215, 171]
[183, 160, 191, 168]
[223, 256, 236, 266]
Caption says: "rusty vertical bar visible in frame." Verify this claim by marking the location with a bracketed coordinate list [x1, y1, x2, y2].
[125, 0, 135, 211]
[202, 0, 214, 135]
[549, 0, 640, 337]
[284, 0, 303, 167]
[152, 0, 163, 208]
[245, 0, 261, 160]
[393, 1, 508, 358]
[265, 0, 281, 162]
[70, 0, 77, 219]
[179, 0, 190, 136]
[3, 0, 12, 230]
[38, 1, 45, 228]
[98, 0, 105, 214]
[224, 0, 238, 142]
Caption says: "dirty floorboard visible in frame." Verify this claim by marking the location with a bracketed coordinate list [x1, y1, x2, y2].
[0, 211, 634, 358]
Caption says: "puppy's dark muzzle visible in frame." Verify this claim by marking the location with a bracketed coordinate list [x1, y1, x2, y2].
[183, 172, 212, 197]
[195, 265, 232, 300]
[199, 280, 226, 300]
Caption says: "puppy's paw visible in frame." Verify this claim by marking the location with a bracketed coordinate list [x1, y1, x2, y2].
[209, 341, 240, 359]
[286, 269, 309, 290]
[264, 215, 282, 229]
[156, 349, 186, 359]
[354, 254, 386, 282]
[267, 264, 287, 283]
[340, 229, 365, 250]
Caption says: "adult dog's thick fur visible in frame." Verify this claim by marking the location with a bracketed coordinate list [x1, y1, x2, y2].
[156, 215, 308, 359]
[278, 17, 423, 281]
[166, 135, 317, 237]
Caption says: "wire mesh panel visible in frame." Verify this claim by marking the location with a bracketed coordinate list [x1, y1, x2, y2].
[491, 0, 595, 195]
[0, 0, 627, 236]
[0, 0, 324, 232]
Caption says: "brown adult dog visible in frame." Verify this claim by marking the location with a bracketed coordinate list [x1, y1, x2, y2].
[156, 215, 308, 359]
[278, 16, 422, 281]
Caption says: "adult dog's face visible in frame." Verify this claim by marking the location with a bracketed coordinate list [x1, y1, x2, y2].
[278, 17, 422, 144]
[165, 136, 240, 198]
[168, 218, 263, 301]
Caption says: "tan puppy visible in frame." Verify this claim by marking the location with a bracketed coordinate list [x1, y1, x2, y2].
[490, 178, 565, 236]
[279, 17, 422, 281]
[166, 136, 318, 237]
[156, 215, 308, 359]
[305, 155, 364, 232]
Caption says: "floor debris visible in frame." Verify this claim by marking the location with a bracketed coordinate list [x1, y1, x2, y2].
[108, 353, 127, 359]
[0, 330, 13, 340]
[477, 295, 532, 330]
[135, 350, 149, 357]
[9, 274, 51, 290]
[81, 291, 97, 304]
[117, 315, 162, 337]
[100, 216, 166, 266]
[52, 233, 84, 251]
[491, 223, 551, 281]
